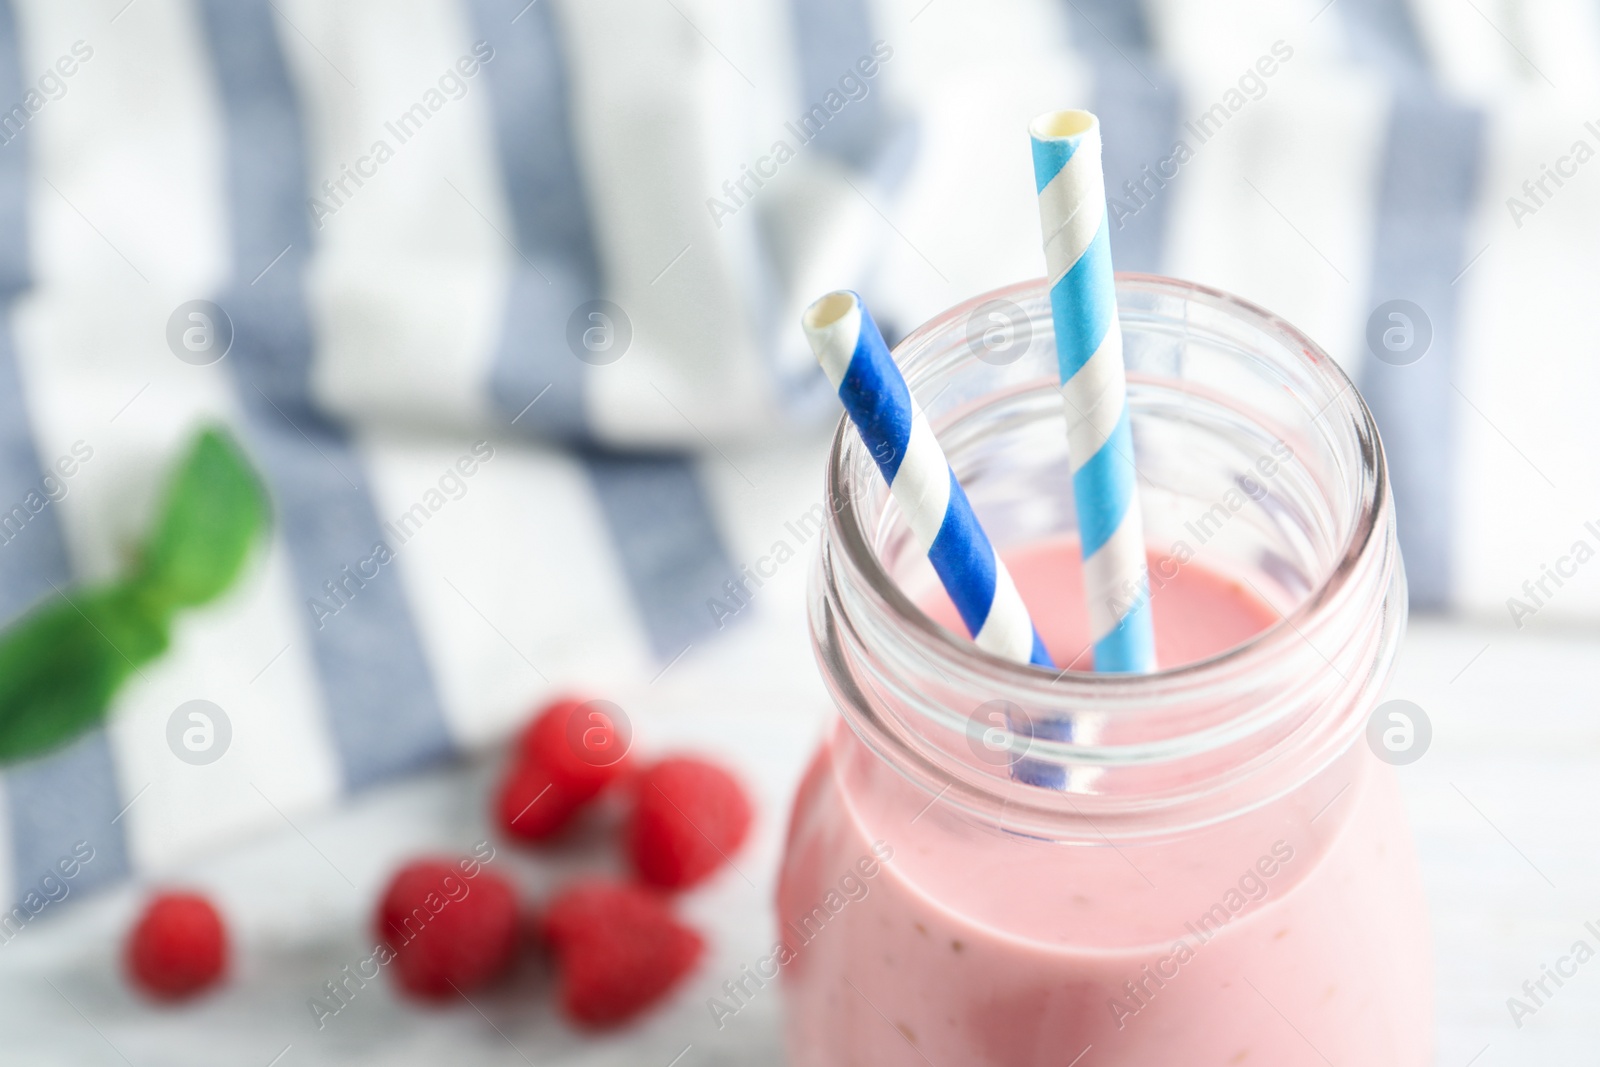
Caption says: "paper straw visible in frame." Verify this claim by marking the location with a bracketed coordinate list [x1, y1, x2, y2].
[1030, 110, 1156, 673]
[803, 291, 1054, 669]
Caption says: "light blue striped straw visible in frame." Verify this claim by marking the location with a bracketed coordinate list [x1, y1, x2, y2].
[802, 291, 1054, 670]
[1030, 110, 1157, 673]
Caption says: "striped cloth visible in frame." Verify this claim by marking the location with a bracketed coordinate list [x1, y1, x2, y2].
[0, 0, 1596, 910]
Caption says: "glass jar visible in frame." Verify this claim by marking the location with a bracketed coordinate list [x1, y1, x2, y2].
[777, 275, 1432, 1065]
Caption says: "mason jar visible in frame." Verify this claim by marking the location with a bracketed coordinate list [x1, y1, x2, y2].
[777, 275, 1432, 1065]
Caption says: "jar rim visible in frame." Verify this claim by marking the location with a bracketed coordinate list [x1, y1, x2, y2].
[824, 272, 1390, 703]
[814, 272, 1407, 837]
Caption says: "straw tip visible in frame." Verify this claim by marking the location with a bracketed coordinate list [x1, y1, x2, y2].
[802, 290, 860, 335]
[1028, 109, 1099, 144]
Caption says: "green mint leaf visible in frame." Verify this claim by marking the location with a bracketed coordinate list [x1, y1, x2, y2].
[0, 426, 270, 765]
[0, 584, 169, 762]
[136, 425, 270, 610]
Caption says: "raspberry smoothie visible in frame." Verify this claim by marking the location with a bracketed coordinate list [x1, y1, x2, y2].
[778, 541, 1433, 1065]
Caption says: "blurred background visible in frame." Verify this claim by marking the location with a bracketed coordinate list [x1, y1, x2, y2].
[0, 0, 1595, 1062]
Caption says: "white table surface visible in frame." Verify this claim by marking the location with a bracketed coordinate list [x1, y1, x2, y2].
[2, 615, 1595, 1065]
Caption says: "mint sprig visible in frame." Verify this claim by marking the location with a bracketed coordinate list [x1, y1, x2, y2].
[0, 426, 270, 762]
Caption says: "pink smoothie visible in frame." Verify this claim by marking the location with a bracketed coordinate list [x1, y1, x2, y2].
[778, 541, 1432, 1065]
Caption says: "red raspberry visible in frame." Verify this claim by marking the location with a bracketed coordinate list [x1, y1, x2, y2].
[516, 696, 633, 798]
[626, 756, 752, 890]
[493, 760, 586, 842]
[495, 697, 633, 842]
[375, 859, 519, 998]
[125, 892, 227, 1000]
[542, 880, 704, 1028]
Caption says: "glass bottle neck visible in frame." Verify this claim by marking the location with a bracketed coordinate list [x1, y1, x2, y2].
[811, 274, 1404, 842]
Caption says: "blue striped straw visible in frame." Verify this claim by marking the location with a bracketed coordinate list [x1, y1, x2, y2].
[1030, 110, 1157, 673]
[802, 291, 1054, 669]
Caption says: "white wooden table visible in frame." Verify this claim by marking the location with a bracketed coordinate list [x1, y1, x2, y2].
[0, 615, 1592, 1065]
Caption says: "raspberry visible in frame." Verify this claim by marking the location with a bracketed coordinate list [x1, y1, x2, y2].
[495, 697, 633, 842]
[376, 859, 519, 999]
[542, 880, 704, 1028]
[493, 760, 586, 842]
[125, 892, 227, 1000]
[516, 696, 633, 798]
[626, 757, 752, 890]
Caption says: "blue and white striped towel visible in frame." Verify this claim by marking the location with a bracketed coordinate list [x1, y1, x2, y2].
[0, 0, 1595, 909]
